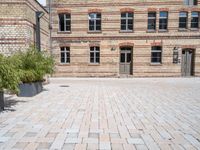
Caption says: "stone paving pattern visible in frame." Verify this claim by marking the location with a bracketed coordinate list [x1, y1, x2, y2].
[0, 78, 200, 150]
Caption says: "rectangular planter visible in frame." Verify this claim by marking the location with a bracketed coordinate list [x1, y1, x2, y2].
[18, 82, 43, 97]
[0, 91, 4, 110]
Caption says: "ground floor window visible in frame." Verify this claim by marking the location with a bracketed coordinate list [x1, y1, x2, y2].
[60, 47, 70, 63]
[151, 46, 162, 63]
[90, 46, 100, 63]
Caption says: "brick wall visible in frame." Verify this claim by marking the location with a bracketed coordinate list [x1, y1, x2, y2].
[0, 0, 50, 55]
[50, 0, 200, 77]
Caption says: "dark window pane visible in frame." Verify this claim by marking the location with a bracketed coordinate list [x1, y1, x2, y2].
[96, 57, 100, 63]
[59, 14, 65, 31]
[148, 19, 156, 30]
[127, 53, 131, 63]
[90, 57, 94, 63]
[121, 25, 126, 30]
[96, 52, 100, 58]
[121, 13, 126, 18]
[160, 12, 168, 17]
[128, 19, 133, 25]
[90, 52, 94, 58]
[159, 19, 168, 29]
[96, 25, 101, 30]
[128, 24, 133, 30]
[121, 19, 126, 25]
[128, 13, 133, 18]
[120, 53, 125, 63]
[148, 12, 156, 17]
[97, 13, 101, 19]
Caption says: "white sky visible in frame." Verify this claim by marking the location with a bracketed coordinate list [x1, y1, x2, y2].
[37, 0, 46, 6]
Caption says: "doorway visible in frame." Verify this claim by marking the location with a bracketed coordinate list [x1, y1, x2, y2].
[181, 49, 194, 76]
[119, 47, 132, 74]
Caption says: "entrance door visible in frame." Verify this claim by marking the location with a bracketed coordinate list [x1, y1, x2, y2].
[181, 49, 194, 76]
[120, 47, 132, 74]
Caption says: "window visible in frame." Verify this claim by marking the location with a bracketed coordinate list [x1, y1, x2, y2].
[121, 12, 134, 31]
[148, 12, 156, 31]
[179, 12, 188, 29]
[191, 12, 199, 29]
[184, 0, 198, 5]
[90, 46, 100, 63]
[159, 12, 168, 30]
[151, 46, 162, 63]
[60, 47, 70, 63]
[89, 13, 101, 31]
[59, 13, 71, 32]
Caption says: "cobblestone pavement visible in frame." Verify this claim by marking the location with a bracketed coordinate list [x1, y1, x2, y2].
[0, 78, 200, 150]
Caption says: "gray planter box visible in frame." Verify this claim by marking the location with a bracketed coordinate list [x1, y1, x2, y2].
[18, 82, 43, 97]
[0, 91, 4, 110]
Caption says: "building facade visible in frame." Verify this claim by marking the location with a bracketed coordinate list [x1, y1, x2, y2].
[51, 0, 200, 77]
[0, 0, 50, 55]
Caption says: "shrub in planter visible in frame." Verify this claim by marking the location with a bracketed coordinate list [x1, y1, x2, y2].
[0, 55, 20, 110]
[10, 47, 54, 97]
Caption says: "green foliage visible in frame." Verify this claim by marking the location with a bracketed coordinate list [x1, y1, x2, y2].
[0, 54, 20, 93]
[0, 47, 54, 94]
[11, 47, 55, 83]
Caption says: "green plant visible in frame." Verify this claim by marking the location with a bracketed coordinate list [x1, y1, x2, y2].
[0, 54, 20, 94]
[11, 47, 55, 83]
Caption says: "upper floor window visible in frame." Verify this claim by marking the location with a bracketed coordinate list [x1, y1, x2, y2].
[191, 12, 199, 29]
[179, 12, 188, 29]
[89, 13, 101, 31]
[61, 47, 70, 63]
[59, 13, 71, 32]
[148, 12, 156, 31]
[121, 12, 134, 31]
[159, 12, 168, 30]
[90, 46, 100, 63]
[151, 46, 162, 64]
[184, 0, 198, 5]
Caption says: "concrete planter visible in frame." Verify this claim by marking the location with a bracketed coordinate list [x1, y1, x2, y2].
[18, 82, 43, 97]
[0, 91, 4, 110]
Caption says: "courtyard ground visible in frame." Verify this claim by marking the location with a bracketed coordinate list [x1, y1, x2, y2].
[0, 78, 200, 150]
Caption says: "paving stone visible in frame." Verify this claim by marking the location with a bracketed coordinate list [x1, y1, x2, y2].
[0, 78, 200, 150]
[127, 138, 144, 144]
[99, 142, 111, 150]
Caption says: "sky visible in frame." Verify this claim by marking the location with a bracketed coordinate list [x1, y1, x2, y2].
[37, 0, 46, 6]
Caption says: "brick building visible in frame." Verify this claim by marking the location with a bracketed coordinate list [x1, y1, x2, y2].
[0, 0, 50, 55]
[50, 0, 200, 77]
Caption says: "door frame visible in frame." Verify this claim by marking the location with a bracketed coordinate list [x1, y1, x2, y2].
[181, 48, 195, 76]
[119, 46, 133, 75]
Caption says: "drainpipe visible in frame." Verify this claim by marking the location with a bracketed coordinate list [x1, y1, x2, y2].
[36, 11, 44, 51]
[48, 0, 53, 55]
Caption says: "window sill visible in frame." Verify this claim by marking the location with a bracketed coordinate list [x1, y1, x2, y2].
[146, 30, 156, 33]
[58, 63, 71, 66]
[119, 30, 134, 33]
[190, 28, 199, 31]
[88, 63, 100, 66]
[150, 63, 162, 66]
[158, 29, 168, 32]
[178, 28, 188, 32]
[87, 31, 102, 34]
[57, 31, 71, 34]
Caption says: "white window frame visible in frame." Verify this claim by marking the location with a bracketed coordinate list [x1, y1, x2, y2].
[59, 13, 71, 32]
[60, 47, 70, 64]
[121, 12, 134, 31]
